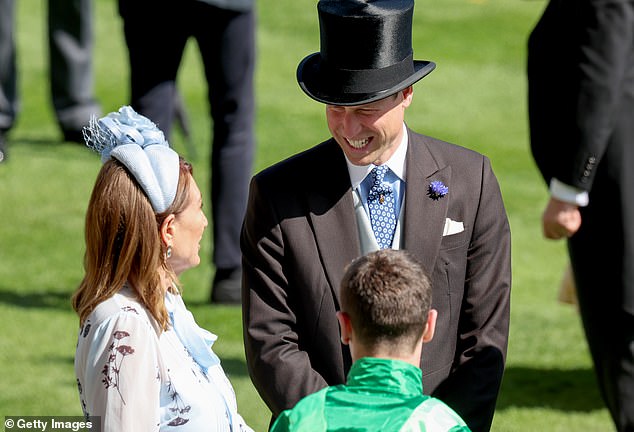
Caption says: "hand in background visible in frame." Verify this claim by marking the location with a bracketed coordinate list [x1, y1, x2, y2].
[542, 197, 582, 240]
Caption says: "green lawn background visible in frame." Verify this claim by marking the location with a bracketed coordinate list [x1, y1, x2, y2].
[0, 0, 615, 431]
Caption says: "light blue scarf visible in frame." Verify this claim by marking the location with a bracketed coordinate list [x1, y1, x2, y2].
[166, 292, 243, 431]
[165, 292, 220, 372]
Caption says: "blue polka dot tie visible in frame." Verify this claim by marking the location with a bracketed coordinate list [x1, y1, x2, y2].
[367, 165, 396, 249]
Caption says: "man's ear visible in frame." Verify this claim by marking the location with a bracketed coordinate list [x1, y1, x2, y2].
[336, 311, 353, 345]
[160, 214, 176, 247]
[401, 85, 414, 107]
[422, 309, 438, 344]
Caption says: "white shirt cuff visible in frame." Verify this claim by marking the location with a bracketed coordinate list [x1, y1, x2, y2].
[549, 178, 589, 207]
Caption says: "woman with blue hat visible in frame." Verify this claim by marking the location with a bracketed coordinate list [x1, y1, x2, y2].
[72, 106, 253, 431]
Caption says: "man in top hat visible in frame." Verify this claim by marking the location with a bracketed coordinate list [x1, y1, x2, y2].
[241, 1, 511, 431]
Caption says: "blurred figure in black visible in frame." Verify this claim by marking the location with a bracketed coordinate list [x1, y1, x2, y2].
[0, 0, 101, 162]
[528, 1, 634, 430]
[118, 0, 256, 304]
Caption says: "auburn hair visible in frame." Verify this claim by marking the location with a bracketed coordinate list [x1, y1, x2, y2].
[71, 158, 193, 330]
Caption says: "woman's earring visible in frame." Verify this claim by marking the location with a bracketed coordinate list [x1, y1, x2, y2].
[166, 246, 172, 259]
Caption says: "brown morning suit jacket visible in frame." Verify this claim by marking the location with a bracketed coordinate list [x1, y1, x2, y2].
[241, 128, 511, 432]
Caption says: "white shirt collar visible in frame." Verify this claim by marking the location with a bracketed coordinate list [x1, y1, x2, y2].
[345, 123, 408, 188]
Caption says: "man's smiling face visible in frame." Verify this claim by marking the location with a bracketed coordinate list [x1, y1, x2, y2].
[326, 86, 413, 166]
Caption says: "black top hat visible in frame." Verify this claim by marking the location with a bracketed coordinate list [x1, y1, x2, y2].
[297, 0, 436, 106]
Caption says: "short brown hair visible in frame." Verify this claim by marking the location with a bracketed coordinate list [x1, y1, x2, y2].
[339, 249, 432, 351]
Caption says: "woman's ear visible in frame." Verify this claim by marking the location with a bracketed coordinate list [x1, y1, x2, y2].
[160, 214, 176, 247]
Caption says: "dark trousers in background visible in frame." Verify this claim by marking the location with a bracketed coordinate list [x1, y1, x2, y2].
[0, 0, 99, 136]
[118, 0, 256, 275]
[569, 170, 634, 432]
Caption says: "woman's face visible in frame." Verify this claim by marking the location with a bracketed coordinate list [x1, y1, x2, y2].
[168, 177, 208, 275]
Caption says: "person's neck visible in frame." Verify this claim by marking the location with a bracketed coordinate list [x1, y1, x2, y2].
[352, 345, 421, 368]
[159, 268, 178, 295]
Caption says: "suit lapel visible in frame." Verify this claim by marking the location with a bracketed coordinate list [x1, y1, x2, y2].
[306, 132, 452, 305]
[403, 131, 451, 272]
[308, 140, 361, 307]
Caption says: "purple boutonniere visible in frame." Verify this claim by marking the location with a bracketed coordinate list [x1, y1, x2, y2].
[428, 180, 448, 200]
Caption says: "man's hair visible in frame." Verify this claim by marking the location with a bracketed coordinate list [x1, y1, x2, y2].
[340, 249, 432, 351]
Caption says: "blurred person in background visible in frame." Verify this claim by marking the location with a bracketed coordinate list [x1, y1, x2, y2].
[0, 0, 101, 162]
[117, 0, 256, 304]
[528, 0, 634, 430]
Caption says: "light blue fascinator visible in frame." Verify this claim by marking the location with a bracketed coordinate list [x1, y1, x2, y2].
[83, 106, 180, 213]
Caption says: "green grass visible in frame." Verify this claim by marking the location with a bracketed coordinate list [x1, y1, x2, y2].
[0, 0, 615, 431]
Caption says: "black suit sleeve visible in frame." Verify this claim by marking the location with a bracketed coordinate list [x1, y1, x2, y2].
[568, 0, 634, 190]
[528, 0, 634, 191]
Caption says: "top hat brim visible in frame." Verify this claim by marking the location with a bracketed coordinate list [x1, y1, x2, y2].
[297, 53, 436, 106]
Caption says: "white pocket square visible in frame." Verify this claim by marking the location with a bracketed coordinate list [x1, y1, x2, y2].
[443, 218, 464, 236]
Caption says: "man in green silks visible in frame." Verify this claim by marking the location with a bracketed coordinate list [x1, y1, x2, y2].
[271, 249, 471, 432]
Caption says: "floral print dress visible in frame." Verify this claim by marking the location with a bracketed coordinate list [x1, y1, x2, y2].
[74, 286, 253, 431]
